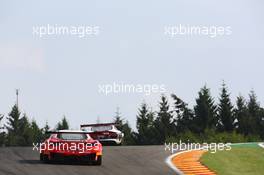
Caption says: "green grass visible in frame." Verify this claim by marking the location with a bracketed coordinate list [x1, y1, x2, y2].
[201, 144, 264, 175]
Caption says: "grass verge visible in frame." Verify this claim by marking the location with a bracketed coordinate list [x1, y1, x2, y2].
[200, 143, 264, 175]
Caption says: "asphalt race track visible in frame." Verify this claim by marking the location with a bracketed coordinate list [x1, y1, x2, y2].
[0, 146, 176, 175]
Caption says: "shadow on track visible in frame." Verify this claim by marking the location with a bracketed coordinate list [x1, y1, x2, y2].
[18, 159, 99, 166]
[18, 160, 42, 164]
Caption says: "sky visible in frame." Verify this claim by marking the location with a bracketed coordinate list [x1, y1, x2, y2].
[0, 0, 264, 130]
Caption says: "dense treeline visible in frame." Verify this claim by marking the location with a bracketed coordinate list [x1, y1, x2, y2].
[0, 83, 263, 146]
[0, 106, 70, 146]
[100, 83, 264, 144]
[131, 83, 264, 144]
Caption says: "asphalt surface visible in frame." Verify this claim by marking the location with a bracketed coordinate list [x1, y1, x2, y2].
[0, 146, 176, 175]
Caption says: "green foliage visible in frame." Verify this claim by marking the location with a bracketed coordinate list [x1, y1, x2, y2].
[31, 119, 43, 143]
[165, 130, 261, 144]
[1, 82, 264, 146]
[42, 121, 50, 140]
[113, 108, 136, 145]
[4, 104, 53, 146]
[217, 82, 235, 132]
[235, 91, 264, 138]
[17, 114, 32, 146]
[154, 95, 175, 144]
[120, 122, 136, 145]
[56, 116, 69, 130]
[171, 94, 194, 133]
[235, 95, 249, 135]
[6, 105, 20, 134]
[136, 103, 157, 145]
[140, 84, 264, 145]
[194, 86, 217, 133]
[247, 91, 262, 135]
[0, 114, 6, 145]
[165, 130, 200, 143]
[6, 105, 23, 146]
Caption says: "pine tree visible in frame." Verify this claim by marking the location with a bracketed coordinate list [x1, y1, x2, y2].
[136, 103, 156, 144]
[171, 94, 194, 133]
[155, 95, 175, 143]
[259, 108, 264, 139]
[194, 86, 217, 133]
[6, 105, 21, 145]
[56, 122, 62, 130]
[42, 121, 50, 139]
[217, 82, 234, 132]
[113, 107, 123, 130]
[120, 121, 136, 145]
[0, 114, 5, 145]
[31, 119, 42, 143]
[235, 95, 250, 135]
[18, 114, 32, 145]
[61, 116, 69, 129]
[113, 108, 136, 145]
[56, 116, 69, 130]
[0, 114, 4, 127]
[247, 90, 261, 135]
[6, 105, 20, 134]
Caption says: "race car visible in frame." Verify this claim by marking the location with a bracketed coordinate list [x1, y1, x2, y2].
[40, 130, 102, 165]
[80, 123, 124, 145]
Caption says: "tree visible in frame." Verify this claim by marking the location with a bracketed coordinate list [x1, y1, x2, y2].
[61, 116, 69, 129]
[42, 121, 50, 139]
[120, 121, 136, 145]
[217, 82, 235, 132]
[0, 114, 6, 145]
[6, 105, 21, 145]
[5, 105, 36, 146]
[6, 105, 20, 134]
[258, 108, 264, 139]
[18, 114, 32, 145]
[113, 108, 136, 145]
[247, 90, 261, 135]
[154, 95, 175, 144]
[171, 94, 194, 133]
[31, 119, 42, 143]
[0, 114, 4, 126]
[56, 116, 69, 130]
[235, 95, 250, 135]
[136, 103, 156, 144]
[194, 86, 217, 133]
[113, 107, 123, 130]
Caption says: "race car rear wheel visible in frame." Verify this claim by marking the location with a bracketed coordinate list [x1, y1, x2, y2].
[93, 155, 102, 166]
[40, 153, 49, 163]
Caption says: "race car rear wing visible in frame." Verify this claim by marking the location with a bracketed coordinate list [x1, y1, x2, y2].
[80, 123, 118, 128]
[45, 130, 91, 134]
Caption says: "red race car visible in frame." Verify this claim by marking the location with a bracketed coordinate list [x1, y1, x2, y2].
[40, 130, 102, 165]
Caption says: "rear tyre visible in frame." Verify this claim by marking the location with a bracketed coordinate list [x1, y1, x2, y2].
[93, 155, 102, 166]
[40, 153, 49, 163]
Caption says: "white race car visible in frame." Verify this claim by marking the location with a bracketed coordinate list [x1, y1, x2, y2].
[80, 123, 124, 145]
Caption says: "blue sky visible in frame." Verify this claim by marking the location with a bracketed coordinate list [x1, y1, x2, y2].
[0, 0, 264, 130]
